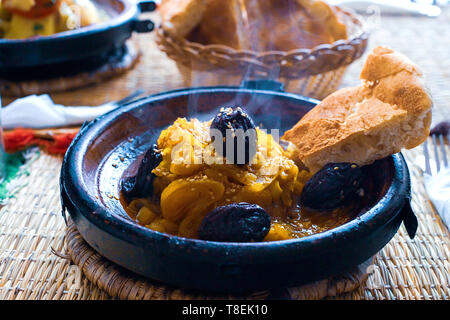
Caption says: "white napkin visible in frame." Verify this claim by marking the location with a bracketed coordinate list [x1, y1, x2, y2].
[424, 167, 450, 229]
[1, 94, 116, 129]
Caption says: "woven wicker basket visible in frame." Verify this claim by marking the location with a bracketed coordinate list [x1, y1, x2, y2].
[156, 6, 369, 99]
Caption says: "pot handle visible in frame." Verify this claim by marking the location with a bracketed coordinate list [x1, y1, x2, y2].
[133, 1, 157, 33]
[241, 79, 285, 92]
[401, 200, 418, 239]
[132, 20, 155, 33]
[138, 0, 157, 12]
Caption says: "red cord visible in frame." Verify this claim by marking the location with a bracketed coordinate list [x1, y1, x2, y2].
[4, 128, 78, 155]
[4, 128, 37, 153]
[46, 133, 77, 154]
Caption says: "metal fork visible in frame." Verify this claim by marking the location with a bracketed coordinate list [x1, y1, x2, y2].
[423, 133, 449, 175]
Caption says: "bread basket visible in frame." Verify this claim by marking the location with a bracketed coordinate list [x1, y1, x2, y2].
[156, 6, 368, 99]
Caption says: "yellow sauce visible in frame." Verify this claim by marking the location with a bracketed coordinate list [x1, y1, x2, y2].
[121, 117, 356, 241]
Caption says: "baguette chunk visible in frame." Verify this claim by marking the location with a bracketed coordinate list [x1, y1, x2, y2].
[283, 46, 432, 172]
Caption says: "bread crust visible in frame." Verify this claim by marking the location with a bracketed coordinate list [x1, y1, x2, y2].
[296, 0, 347, 41]
[162, 0, 347, 50]
[282, 46, 432, 171]
[159, 0, 206, 38]
[246, 0, 342, 51]
[187, 0, 245, 49]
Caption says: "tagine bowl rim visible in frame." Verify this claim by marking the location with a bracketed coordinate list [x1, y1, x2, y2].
[62, 86, 411, 257]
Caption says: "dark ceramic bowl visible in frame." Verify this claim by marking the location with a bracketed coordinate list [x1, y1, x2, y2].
[0, 0, 156, 75]
[60, 83, 418, 293]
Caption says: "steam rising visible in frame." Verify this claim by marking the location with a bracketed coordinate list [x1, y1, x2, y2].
[185, 0, 333, 125]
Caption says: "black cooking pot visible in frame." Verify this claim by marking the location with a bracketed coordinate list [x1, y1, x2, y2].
[0, 0, 156, 76]
[60, 82, 418, 293]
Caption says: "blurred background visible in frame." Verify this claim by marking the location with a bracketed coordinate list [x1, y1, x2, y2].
[4, 0, 445, 123]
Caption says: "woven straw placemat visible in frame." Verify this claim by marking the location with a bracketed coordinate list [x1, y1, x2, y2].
[64, 218, 374, 300]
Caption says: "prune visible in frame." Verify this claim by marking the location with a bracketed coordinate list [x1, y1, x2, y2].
[121, 144, 162, 199]
[300, 163, 364, 211]
[210, 107, 257, 164]
[198, 202, 271, 242]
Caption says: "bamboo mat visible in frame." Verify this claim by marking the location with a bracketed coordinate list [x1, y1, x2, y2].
[1, 9, 450, 300]
[64, 219, 374, 300]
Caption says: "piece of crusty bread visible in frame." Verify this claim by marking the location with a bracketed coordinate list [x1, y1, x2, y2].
[297, 0, 347, 41]
[243, 0, 343, 51]
[188, 0, 249, 49]
[282, 46, 432, 172]
[189, 0, 342, 51]
[163, 0, 347, 51]
[159, 0, 206, 38]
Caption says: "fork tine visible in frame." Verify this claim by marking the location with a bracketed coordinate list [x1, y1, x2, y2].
[432, 134, 441, 172]
[423, 138, 432, 175]
[440, 134, 448, 168]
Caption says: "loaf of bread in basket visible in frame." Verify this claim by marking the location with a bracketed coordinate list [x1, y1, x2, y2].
[157, 0, 369, 99]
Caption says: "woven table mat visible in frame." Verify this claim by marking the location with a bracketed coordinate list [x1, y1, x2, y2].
[64, 217, 374, 300]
